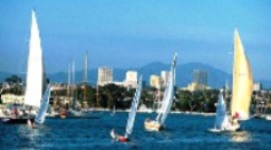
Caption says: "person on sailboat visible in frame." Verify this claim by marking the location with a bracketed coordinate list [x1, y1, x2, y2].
[230, 112, 240, 126]
[12, 103, 19, 119]
[27, 106, 35, 128]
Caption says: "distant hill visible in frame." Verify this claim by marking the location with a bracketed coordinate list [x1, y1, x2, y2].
[1, 62, 270, 89]
[135, 62, 231, 88]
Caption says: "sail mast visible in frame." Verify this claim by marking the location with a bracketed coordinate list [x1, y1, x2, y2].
[72, 61, 76, 108]
[83, 52, 88, 108]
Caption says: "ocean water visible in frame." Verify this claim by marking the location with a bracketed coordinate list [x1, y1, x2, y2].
[1, 112, 271, 150]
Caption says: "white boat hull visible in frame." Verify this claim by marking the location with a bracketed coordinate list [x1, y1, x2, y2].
[209, 123, 240, 132]
[144, 120, 163, 131]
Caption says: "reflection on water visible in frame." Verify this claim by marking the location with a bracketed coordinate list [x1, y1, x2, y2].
[17, 124, 51, 148]
[229, 131, 252, 143]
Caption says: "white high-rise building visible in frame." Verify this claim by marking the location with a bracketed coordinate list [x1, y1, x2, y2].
[161, 71, 170, 88]
[150, 75, 162, 89]
[98, 67, 113, 86]
[125, 71, 138, 88]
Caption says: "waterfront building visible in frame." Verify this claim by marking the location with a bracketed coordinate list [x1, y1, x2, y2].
[124, 71, 138, 89]
[253, 82, 262, 91]
[150, 75, 162, 89]
[161, 71, 170, 88]
[98, 67, 113, 86]
[186, 69, 209, 91]
[193, 69, 208, 86]
[1, 94, 24, 104]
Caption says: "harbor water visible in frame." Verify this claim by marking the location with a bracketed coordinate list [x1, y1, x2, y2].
[1, 112, 271, 149]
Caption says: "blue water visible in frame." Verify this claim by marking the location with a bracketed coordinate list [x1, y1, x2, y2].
[1, 112, 271, 150]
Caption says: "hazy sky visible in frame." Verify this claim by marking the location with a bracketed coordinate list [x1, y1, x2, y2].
[0, 0, 270, 80]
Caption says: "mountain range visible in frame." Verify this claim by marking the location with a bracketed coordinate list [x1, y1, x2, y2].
[1, 62, 270, 89]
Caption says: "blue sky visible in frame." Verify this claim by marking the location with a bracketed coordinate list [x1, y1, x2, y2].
[0, 0, 270, 80]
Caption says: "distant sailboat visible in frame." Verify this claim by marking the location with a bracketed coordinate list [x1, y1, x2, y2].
[210, 29, 253, 132]
[2, 10, 50, 124]
[144, 53, 177, 131]
[111, 76, 143, 142]
[65, 61, 81, 118]
[209, 90, 231, 132]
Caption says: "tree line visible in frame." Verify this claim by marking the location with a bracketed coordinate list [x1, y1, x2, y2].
[1, 75, 271, 113]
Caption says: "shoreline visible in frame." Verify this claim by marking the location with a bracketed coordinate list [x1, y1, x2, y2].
[91, 108, 215, 116]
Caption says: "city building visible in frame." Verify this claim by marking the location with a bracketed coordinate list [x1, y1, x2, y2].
[253, 82, 262, 91]
[124, 71, 138, 89]
[193, 69, 208, 86]
[161, 71, 170, 88]
[150, 75, 162, 89]
[186, 69, 209, 91]
[98, 67, 113, 86]
[1, 94, 24, 104]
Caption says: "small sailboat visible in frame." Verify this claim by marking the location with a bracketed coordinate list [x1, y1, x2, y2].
[111, 76, 143, 142]
[2, 10, 50, 124]
[64, 61, 80, 118]
[144, 53, 177, 131]
[209, 90, 234, 132]
[210, 29, 253, 132]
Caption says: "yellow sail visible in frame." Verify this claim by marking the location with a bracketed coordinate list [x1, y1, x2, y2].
[231, 30, 253, 120]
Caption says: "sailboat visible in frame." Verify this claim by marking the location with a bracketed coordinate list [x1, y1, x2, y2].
[110, 76, 143, 142]
[64, 62, 80, 118]
[144, 53, 177, 131]
[210, 29, 253, 132]
[209, 90, 232, 132]
[2, 10, 50, 124]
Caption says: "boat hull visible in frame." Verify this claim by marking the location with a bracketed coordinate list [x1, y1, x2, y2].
[144, 120, 163, 131]
[110, 129, 129, 143]
[2, 118, 34, 124]
[209, 123, 240, 132]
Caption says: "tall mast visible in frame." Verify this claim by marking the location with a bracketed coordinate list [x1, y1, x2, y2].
[67, 63, 71, 106]
[83, 52, 88, 108]
[72, 61, 76, 108]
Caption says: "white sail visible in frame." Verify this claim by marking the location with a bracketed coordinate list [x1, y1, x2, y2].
[215, 92, 229, 129]
[156, 53, 177, 125]
[24, 10, 44, 108]
[125, 76, 143, 137]
[231, 30, 253, 120]
[35, 85, 51, 124]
